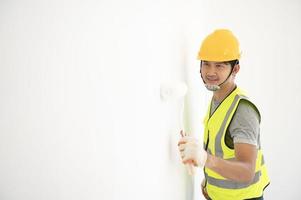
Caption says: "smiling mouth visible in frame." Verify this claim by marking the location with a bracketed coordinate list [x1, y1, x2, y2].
[206, 79, 219, 84]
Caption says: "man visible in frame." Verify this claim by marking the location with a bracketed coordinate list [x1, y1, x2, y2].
[178, 29, 270, 200]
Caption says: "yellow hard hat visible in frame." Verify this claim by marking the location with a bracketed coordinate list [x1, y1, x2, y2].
[197, 29, 241, 61]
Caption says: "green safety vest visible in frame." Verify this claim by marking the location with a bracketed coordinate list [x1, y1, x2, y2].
[203, 87, 270, 200]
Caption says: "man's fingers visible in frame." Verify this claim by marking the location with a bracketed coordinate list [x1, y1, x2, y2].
[180, 150, 185, 158]
[178, 143, 187, 151]
[178, 140, 186, 146]
[183, 158, 196, 165]
[180, 130, 184, 137]
[178, 136, 195, 146]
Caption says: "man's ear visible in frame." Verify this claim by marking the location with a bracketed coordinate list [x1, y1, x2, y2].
[232, 64, 240, 76]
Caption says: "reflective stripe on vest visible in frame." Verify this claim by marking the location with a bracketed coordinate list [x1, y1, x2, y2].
[204, 152, 265, 189]
[214, 94, 244, 157]
[205, 171, 261, 189]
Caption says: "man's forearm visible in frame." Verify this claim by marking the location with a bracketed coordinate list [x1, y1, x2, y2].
[205, 154, 256, 183]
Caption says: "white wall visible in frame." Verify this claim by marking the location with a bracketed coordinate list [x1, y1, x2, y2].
[0, 0, 191, 199]
[1, 0, 300, 200]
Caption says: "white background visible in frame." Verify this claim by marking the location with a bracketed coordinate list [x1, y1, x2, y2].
[0, 0, 300, 199]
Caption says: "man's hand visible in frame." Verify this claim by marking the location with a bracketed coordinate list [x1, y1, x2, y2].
[178, 135, 208, 167]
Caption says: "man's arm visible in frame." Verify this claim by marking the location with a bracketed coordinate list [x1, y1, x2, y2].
[205, 143, 257, 183]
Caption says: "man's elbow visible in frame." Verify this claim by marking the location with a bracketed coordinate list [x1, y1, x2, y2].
[240, 171, 256, 184]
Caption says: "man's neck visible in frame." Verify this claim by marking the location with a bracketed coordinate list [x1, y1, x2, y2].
[212, 83, 236, 102]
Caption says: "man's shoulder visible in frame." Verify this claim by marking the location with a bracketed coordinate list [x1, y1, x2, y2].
[236, 99, 261, 122]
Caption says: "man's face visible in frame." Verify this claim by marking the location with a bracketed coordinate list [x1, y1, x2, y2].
[200, 61, 232, 86]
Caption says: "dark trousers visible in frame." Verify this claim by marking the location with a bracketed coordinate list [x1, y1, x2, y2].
[208, 196, 263, 200]
[245, 196, 263, 200]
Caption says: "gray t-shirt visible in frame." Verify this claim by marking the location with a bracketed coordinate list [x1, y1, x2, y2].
[210, 99, 260, 148]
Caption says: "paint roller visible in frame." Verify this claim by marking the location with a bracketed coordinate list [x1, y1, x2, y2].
[160, 81, 195, 175]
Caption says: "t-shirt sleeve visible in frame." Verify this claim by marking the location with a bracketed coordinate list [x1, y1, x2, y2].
[228, 100, 260, 147]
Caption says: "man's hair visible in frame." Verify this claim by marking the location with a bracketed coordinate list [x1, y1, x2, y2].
[200, 59, 239, 68]
[226, 59, 239, 68]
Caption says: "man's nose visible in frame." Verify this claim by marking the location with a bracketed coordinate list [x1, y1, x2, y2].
[206, 66, 217, 76]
